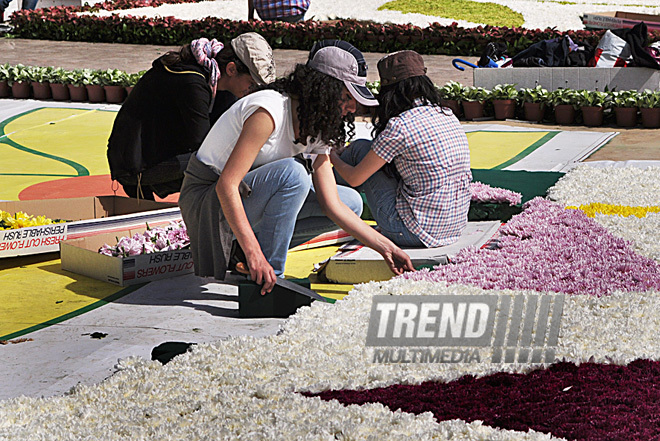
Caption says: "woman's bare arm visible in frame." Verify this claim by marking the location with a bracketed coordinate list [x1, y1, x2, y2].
[329, 148, 387, 187]
[313, 154, 415, 275]
[216, 108, 276, 294]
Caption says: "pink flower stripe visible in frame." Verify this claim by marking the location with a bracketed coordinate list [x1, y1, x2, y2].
[98, 220, 189, 257]
[401, 198, 660, 296]
[310, 359, 660, 441]
[470, 181, 522, 206]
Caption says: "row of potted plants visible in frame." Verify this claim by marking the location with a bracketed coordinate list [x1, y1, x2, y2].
[436, 82, 660, 128]
[3, 63, 659, 128]
[0, 64, 144, 103]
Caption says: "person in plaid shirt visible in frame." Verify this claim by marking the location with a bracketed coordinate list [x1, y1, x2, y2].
[248, 0, 310, 22]
[331, 50, 472, 248]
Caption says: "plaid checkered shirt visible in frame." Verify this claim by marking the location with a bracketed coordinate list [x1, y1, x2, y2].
[371, 101, 472, 247]
[253, 0, 310, 20]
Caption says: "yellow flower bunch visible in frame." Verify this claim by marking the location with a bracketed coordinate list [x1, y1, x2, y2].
[567, 203, 660, 218]
[0, 210, 66, 230]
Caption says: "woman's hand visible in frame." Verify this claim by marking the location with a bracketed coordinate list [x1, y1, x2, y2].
[312, 155, 416, 277]
[245, 249, 277, 295]
[379, 242, 416, 275]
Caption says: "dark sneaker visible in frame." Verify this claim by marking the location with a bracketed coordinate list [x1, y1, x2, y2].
[228, 240, 248, 275]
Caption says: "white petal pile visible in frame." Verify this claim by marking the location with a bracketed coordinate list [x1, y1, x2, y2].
[593, 213, 660, 262]
[548, 165, 660, 208]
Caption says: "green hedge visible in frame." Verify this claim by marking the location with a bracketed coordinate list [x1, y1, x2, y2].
[12, 0, 659, 56]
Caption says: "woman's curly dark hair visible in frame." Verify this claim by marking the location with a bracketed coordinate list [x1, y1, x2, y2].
[372, 75, 449, 138]
[263, 64, 355, 149]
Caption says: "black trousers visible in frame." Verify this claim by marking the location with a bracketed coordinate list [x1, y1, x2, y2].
[119, 152, 191, 200]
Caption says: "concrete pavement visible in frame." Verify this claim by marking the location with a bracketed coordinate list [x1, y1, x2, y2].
[0, 38, 477, 85]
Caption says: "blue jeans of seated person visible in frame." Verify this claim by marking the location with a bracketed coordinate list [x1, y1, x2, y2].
[335, 139, 424, 248]
[241, 157, 363, 276]
[275, 12, 305, 22]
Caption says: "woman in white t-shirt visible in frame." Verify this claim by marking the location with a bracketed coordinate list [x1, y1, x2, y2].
[179, 40, 414, 294]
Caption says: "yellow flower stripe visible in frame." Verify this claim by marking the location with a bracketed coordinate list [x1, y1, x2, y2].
[0, 210, 66, 230]
[566, 203, 660, 218]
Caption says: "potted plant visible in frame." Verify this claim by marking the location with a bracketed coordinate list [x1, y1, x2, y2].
[437, 80, 465, 118]
[28, 66, 53, 100]
[82, 69, 105, 103]
[98, 68, 128, 103]
[637, 89, 660, 129]
[48, 67, 71, 101]
[0, 63, 10, 98]
[489, 84, 518, 120]
[125, 71, 145, 96]
[8, 64, 31, 99]
[575, 90, 610, 127]
[519, 85, 548, 122]
[366, 80, 380, 96]
[611, 90, 638, 127]
[66, 69, 89, 102]
[549, 88, 579, 125]
[461, 86, 489, 121]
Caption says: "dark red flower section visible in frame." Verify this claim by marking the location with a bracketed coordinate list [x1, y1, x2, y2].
[307, 360, 660, 440]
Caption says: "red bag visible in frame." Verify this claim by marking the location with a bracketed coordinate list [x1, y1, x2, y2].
[589, 30, 632, 67]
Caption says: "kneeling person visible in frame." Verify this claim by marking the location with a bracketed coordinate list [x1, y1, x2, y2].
[331, 50, 472, 248]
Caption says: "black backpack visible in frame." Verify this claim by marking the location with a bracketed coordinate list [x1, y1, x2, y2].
[478, 42, 509, 67]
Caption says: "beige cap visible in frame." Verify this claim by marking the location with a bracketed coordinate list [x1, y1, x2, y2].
[231, 32, 276, 85]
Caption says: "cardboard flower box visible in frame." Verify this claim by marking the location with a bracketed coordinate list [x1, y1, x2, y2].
[60, 225, 193, 286]
[581, 11, 660, 32]
[0, 196, 180, 258]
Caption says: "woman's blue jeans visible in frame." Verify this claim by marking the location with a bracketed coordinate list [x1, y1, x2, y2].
[241, 157, 363, 276]
[335, 139, 424, 248]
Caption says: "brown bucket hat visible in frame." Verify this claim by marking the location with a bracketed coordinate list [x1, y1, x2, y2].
[377, 50, 427, 87]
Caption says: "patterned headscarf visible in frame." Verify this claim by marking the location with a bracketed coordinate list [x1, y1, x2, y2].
[190, 38, 224, 97]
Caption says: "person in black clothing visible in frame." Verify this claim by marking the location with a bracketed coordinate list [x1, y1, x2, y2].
[107, 33, 275, 200]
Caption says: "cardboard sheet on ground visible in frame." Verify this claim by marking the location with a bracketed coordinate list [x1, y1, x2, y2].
[0, 240, 350, 340]
[0, 253, 138, 340]
[1, 102, 616, 203]
[354, 122, 616, 172]
[321, 221, 501, 284]
[284, 244, 356, 300]
[0, 100, 123, 201]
